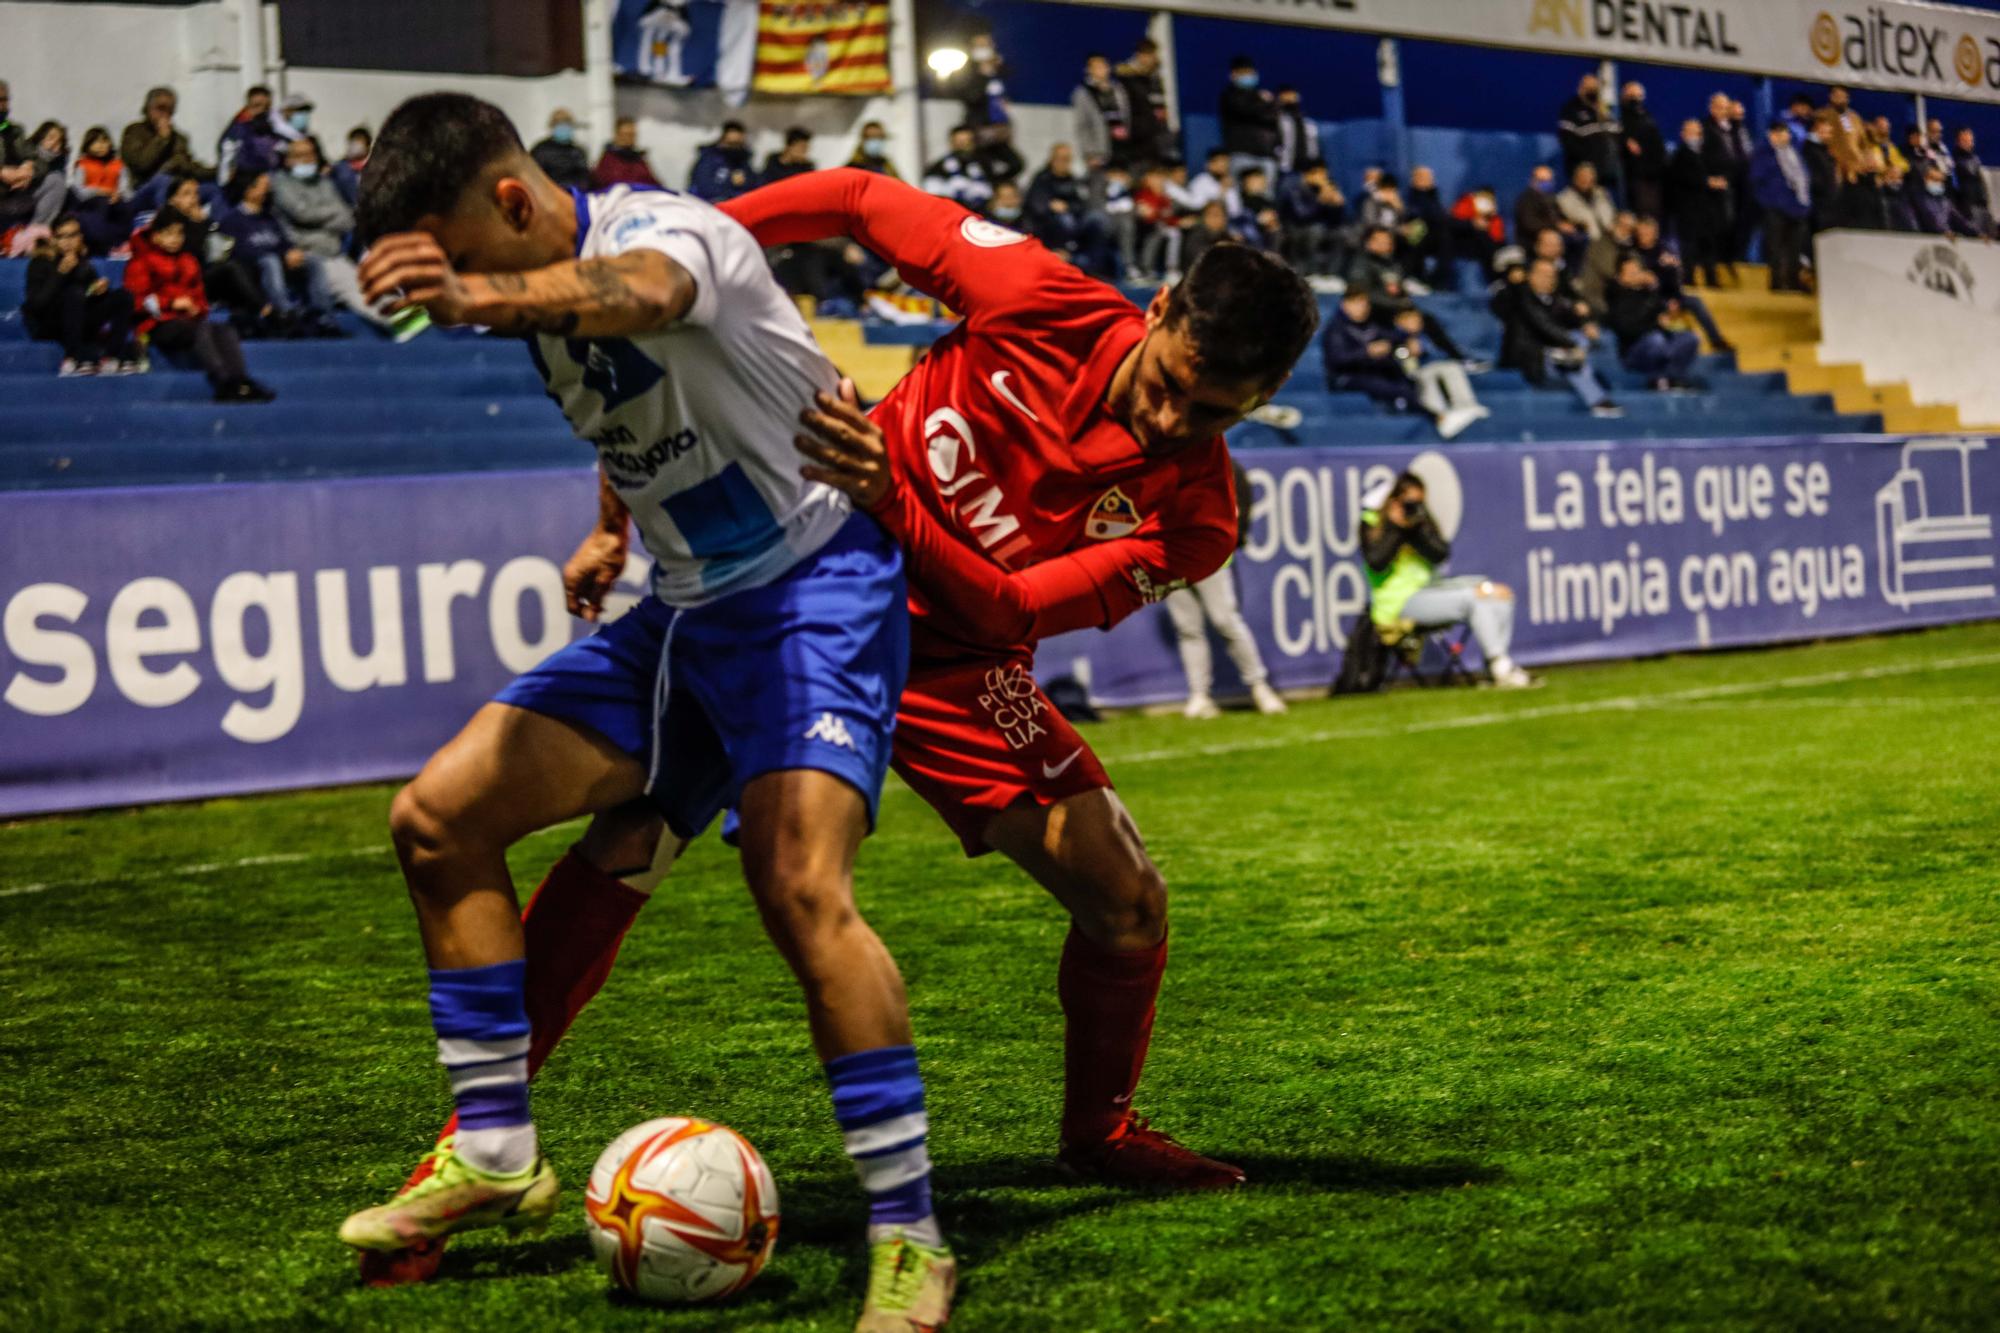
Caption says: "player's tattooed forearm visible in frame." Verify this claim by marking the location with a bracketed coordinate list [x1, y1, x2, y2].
[477, 255, 675, 335]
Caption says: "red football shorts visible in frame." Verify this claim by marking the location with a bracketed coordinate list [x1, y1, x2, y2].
[891, 655, 1113, 856]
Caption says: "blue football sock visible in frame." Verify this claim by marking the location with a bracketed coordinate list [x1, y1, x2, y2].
[826, 1044, 941, 1244]
[428, 959, 536, 1174]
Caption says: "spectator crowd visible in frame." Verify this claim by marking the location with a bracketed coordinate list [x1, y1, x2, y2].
[6, 55, 1993, 423]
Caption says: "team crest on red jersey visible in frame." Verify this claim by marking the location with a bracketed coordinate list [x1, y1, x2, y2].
[1085, 487, 1142, 541]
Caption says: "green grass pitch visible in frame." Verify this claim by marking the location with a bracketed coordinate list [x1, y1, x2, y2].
[4, 624, 1997, 1332]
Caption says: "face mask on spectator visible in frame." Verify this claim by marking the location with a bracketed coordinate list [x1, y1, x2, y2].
[347, 137, 368, 158]
[552, 123, 575, 145]
[971, 44, 995, 62]
[863, 136, 887, 156]
[1233, 72, 1259, 90]
[290, 162, 317, 180]
[1927, 181, 1946, 196]
[1535, 175, 1557, 194]
[290, 111, 311, 132]
[992, 205, 1022, 222]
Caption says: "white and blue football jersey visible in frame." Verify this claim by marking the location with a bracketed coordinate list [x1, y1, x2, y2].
[530, 185, 850, 607]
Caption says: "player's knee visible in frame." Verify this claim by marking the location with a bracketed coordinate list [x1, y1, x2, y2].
[387, 780, 454, 873]
[1078, 861, 1169, 949]
[753, 866, 860, 957]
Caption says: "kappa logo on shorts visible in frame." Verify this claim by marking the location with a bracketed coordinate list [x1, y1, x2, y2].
[804, 713, 857, 750]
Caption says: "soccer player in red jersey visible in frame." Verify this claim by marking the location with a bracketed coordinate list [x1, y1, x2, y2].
[362, 169, 1317, 1291]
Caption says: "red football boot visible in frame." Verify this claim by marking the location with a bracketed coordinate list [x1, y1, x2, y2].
[1056, 1115, 1246, 1192]
[355, 1114, 458, 1287]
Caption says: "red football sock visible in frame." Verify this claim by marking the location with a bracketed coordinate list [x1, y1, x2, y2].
[1057, 925, 1168, 1147]
[520, 848, 651, 1077]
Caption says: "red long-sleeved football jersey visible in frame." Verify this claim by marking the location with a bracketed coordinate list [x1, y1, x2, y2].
[722, 169, 1238, 663]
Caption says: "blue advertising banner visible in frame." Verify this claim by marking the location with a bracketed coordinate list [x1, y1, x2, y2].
[2, 436, 1996, 817]
[1043, 434, 2000, 703]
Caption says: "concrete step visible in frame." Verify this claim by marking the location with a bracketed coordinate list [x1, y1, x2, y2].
[1881, 403, 1964, 433]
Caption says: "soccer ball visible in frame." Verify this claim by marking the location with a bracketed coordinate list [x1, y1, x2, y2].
[583, 1116, 780, 1303]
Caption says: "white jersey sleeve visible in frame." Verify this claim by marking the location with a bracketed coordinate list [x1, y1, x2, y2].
[530, 186, 851, 607]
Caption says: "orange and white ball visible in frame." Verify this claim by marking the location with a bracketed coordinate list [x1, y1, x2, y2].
[583, 1116, 780, 1303]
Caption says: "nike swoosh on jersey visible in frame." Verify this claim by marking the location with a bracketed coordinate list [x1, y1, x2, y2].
[990, 370, 1042, 423]
[1042, 748, 1085, 779]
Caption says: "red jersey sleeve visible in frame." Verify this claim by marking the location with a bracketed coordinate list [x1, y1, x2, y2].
[868, 462, 1237, 649]
[720, 168, 1093, 329]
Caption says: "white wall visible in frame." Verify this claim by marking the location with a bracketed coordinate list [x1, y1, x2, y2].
[0, 1, 592, 165]
[1818, 229, 2000, 426]
[0, 0, 1077, 190]
[0, 1, 244, 147]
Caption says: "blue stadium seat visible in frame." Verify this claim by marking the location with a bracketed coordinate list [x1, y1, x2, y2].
[0, 258, 1883, 491]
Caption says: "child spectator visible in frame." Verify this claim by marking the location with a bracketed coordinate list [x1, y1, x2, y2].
[222, 170, 341, 337]
[124, 208, 272, 402]
[159, 174, 276, 334]
[24, 215, 141, 375]
[67, 126, 131, 254]
[273, 138, 424, 339]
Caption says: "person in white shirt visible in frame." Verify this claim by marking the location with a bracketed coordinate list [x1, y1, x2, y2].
[340, 93, 955, 1329]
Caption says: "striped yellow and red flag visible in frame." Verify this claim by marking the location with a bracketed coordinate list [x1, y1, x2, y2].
[752, 0, 892, 97]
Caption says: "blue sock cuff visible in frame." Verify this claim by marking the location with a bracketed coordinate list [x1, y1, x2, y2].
[427, 960, 530, 1041]
[825, 1044, 926, 1129]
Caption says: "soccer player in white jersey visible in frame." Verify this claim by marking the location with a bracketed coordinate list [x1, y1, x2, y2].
[340, 94, 952, 1332]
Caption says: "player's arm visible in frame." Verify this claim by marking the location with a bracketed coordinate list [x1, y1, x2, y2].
[358, 233, 696, 338]
[564, 470, 631, 623]
[722, 167, 1060, 319]
[798, 385, 1234, 646]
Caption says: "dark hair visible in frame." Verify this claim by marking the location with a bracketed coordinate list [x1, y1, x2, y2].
[52, 212, 82, 233]
[149, 205, 189, 235]
[1394, 470, 1426, 498]
[357, 92, 523, 244]
[1300, 158, 1328, 174]
[784, 126, 811, 144]
[1375, 172, 1399, 189]
[1790, 91, 1815, 106]
[1636, 213, 1659, 227]
[1164, 243, 1318, 385]
[721, 119, 747, 136]
[1085, 51, 1108, 63]
[167, 173, 201, 202]
[348, 125, 373, 147]
[1229, 55, 1254, 71]
[1238, 165, 1267, 184]
[1134, 37, 1158, 56]
[1363, 224, 1394, 244]
[82, 124, 112, 151]
[1276, 84, 1298, 96]
[246, 84, 272, 100]
[143, 86, 175, 111]
[950, 122, 974, 138]
[224, 169, 266, 207]
[1206, 147, 1230, 162]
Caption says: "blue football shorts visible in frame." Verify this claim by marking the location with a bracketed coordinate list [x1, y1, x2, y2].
[494, 513, 909, 838]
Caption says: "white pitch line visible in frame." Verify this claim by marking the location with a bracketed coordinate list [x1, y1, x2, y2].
[4, 652, 1998, 902]
[0, 845, 386, 900]
[1101, 650, 2000, 766]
